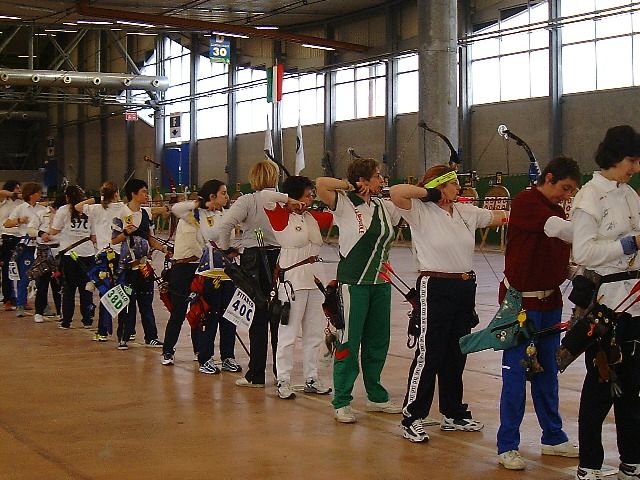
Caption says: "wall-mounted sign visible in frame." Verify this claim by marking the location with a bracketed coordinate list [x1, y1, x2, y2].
[125, 111, 138, 122]
[209, 36, 231, 64]
[169, 112, 181, 139]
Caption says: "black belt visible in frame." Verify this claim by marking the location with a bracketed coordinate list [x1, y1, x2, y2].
[601, 270, 640, 284]
[420, 270, 476, 281]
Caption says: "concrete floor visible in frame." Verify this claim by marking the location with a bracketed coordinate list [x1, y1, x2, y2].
[0, 246, 620, 480]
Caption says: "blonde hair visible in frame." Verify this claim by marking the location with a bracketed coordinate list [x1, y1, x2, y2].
[100, 181, 119, 209]
[419, 164, 456, 188]
[249, 161, 279, 191]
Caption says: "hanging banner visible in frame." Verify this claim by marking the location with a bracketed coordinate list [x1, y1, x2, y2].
[169, 112, 181, 139]
[209, 36, 231, 64]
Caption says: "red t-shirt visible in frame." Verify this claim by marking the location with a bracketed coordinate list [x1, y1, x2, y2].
[499, 187, 569, 311]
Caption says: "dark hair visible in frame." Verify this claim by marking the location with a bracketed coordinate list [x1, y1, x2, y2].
[124, 178, 148, 201]
[3, 180, 20, 192]
[537, 156, 581, 187]
[100, 181, 119, 209]
[347, 158, 379, 187]
[52, 192, 66, 210]
[595, 125, 640, 169]
[65, 185, 85, 222]
[198, 179, 226, 209]
[281, 176, 314, 201]
[21, 182, 42, 203]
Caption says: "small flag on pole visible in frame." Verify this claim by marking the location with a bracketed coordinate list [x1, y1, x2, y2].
[267, 64, 284, 103]
[264, 116, 274, 160]
[295, 121, 305, 175]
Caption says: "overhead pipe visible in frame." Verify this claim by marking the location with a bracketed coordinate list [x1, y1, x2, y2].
[76, 0, 368, 52]
[0, 110, 47, 121]
[0, 69, 169, 91]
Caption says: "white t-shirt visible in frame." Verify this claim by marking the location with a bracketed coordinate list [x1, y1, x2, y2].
[52, 205, 96, 257]
[30, 207, 61, 251]
[83, 202, 126, 251]
[0, 198, 23, 236]
[399, 199, 493, 273]
[8, 202, 48, 246]
[111, 205, 153, 255]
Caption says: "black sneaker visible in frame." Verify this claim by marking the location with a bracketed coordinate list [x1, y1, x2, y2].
[117, 341, 128, 350]
[58, 322, 71, 330]
[145, 339, 163, 348]
[440, 416, 484, 432]
[221, 358, 242, 372]
[128, 334, 136, 342]
[199, 359, 221, 374]
[304, 379, 332, 394]
[161, 353, 174, 365]
[402, 419, 429, 443]
[619, 463, 640, 480]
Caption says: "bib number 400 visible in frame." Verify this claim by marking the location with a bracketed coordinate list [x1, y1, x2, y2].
[223, 289, 255, 329]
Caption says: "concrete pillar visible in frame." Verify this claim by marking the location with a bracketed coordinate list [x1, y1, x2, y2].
[417, 0, 458, 173]
[385, 5, 398, 179]
[549, 0, 562, 158]
[155, 36, 165, 187]
[226, 44, 238, 186]
[189, 33, 198, 188]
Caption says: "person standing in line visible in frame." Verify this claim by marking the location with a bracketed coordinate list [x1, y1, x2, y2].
[4, 182, 46, 317]
[265, 176, 333, 399]
[112, 179, 168, 350]
[389, 165, 505, 442]
[316, 158, 403, 424]
[496, 156, 581, 470]
[0, 181, 22, 310]
[571, 125, 640, 480]
[49, 185, 96, 329]
[212, 161, 303, 387]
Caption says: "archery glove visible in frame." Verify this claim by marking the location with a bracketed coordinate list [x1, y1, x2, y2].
[421, 188, 442, 203]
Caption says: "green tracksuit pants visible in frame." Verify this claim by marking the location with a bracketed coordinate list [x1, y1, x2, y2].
[332, 282, 392, 409]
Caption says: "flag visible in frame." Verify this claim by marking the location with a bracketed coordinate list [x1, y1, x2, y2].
[264, 116, 274, 160]
[267, 64, 284, 103]
[295, 121, 305, 175]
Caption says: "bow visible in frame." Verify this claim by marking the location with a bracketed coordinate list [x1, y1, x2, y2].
[418, 122, 460, 166]
[497, 124, 540, 186]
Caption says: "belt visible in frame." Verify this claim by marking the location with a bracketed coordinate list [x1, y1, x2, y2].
[173, 255, 199, 264]
[420, 270, 476, 281]
[503, 278, 554, 299]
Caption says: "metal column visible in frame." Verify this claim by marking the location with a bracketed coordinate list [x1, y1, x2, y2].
[549, 0, 563, 157]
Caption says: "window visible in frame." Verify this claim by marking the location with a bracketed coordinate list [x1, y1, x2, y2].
[396, 54, 418, 114]
[163, 38, 191, 142]
[469, 1, 550, 104]
[562, 0, 639, 94]
[116, 51, 158, 127]
[281, 72, 324, 128]
[334, 62, 386, 121]
[235, 67, 271, 134]
[196, 56, 228, 140]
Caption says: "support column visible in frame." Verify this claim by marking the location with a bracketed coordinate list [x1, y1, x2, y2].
[458, 0, 472, 171]
[417, 0, 458, 173]
[323, 26, 337, 176]
[226, 45, 238, 185]
[98, 30, 109, 183]
[384, 6, 398, 179]
[549, 0, 562, 157]
[125, 35, 135, 179]
[155, 36, 165, 186]
[77, 39, 86, 187]
[189, 33, 198, 188]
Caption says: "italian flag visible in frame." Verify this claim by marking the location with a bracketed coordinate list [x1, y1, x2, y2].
[267, 64, 284, 103]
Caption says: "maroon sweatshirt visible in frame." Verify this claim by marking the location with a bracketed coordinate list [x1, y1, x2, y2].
[498, 187, 569, 311]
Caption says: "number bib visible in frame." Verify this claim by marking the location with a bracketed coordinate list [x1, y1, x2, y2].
[100, 285, 131, 317]
[223, 289, 255, 329]
[8, 260, 20, 280]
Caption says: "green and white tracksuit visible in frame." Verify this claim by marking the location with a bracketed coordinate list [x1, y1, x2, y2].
[331, 192, 400, 409]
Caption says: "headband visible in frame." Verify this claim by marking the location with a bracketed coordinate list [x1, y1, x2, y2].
[424, 171, 457, 189]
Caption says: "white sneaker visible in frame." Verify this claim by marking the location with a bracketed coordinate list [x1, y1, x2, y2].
[335, 405, 357, 423]
[576, 467, 602, 480]
[402, 419, 429, 443]
[542, 440, 579, 458]
[277, 382, 295, 399]
[619, 463, 640, 480]
[235, 377, 265, 388]
[498, 450, 526, 470]
[365, 399, 402, 414]
[304, 378, 332, 394]
[34, 314, 44, 323]
[440, 415, 484, 432]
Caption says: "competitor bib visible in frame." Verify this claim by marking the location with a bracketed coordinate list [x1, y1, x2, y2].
[8, 260, 19, 280]
[223, 289, 255, 329]
[100, 285, 131, 317]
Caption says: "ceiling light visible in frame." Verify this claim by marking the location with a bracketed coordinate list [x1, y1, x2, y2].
[77, 20, 113, 25]
[35, 33, 54, 36]
[126, 32, 157, 36]
[0, 15, 21, 20]
[210, 31, 249, 39]
[255, 26, 279, 30]
[63, 22, 77, 26]
[44, 29, 78, 33]
[117, 20, 154, 28]
[18, 55, 37, 58]
[301, 44, 335, 51]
